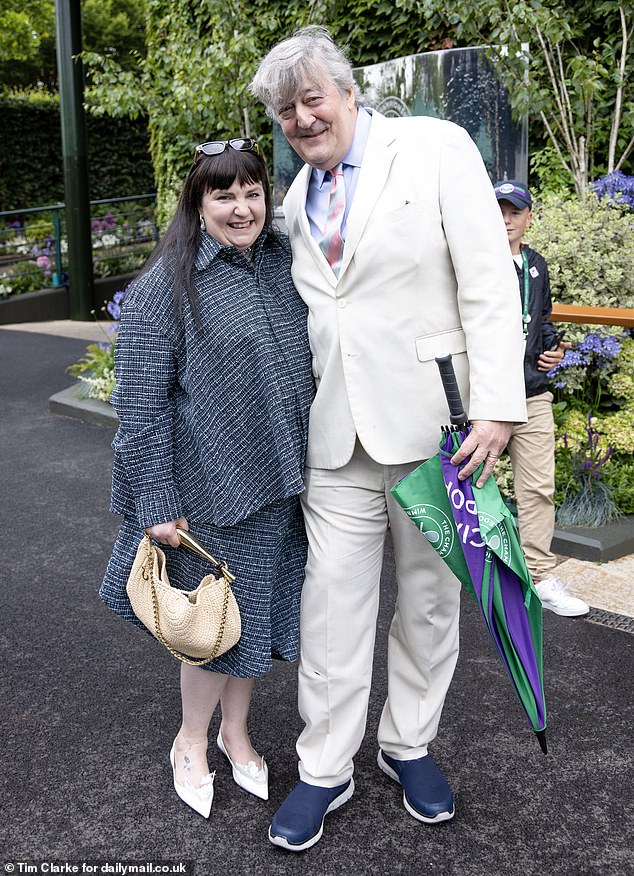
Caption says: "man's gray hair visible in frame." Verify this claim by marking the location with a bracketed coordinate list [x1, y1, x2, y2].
[250, 25, 360, 118]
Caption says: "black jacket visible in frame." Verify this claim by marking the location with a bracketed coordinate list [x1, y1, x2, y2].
[515, 244, 559, 398]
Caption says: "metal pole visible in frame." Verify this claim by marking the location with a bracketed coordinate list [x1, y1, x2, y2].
[55, 0, 93, 319]
[52, 207, 63, 287]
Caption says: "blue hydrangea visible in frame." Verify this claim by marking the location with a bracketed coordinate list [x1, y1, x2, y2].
[577, 333, 621, 360]
[591, 171, 634, 210]
[547, 347, 587, 377]
[106, 289, 126, 322]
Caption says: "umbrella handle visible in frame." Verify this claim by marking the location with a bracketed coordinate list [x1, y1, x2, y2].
[435, 355, 469, 427]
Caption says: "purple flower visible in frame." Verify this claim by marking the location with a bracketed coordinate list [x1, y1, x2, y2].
[578, 333, 621, 359]
[36, 255, 52, 275]
[548, 347, 587, 377]
[591, 171, 634, 210]
[106, 288, 127, 322]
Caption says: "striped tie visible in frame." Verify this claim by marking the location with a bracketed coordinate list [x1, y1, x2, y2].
[320, 163, 346, 275]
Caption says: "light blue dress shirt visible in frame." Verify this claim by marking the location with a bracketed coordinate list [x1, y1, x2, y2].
[306, 107, 373, 242]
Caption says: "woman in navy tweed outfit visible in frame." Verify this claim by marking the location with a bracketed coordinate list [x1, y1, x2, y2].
[100, 140, 314, 818]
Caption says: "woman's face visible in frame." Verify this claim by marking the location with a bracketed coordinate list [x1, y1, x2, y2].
[200, 176, 266, 251]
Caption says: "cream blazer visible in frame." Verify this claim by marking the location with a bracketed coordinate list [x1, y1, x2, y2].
[283, 111, 527, 469]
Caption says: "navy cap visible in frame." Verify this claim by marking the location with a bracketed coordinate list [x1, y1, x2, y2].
[493, 179, 532, 210]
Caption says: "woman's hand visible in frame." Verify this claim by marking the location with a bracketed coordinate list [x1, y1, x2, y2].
[145, 517, 189, 548]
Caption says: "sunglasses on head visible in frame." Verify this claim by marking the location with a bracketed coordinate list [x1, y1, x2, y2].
[195, 138, 260, 158]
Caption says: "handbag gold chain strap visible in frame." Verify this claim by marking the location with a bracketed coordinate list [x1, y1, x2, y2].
[142, 537, 232, 666]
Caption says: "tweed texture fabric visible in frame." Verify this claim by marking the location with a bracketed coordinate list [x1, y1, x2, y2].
[101, 497, 306, 676]
[109, 228, 314, 529]
[102, 227, 314, 676]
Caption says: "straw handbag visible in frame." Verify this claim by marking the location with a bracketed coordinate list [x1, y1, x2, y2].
[126, 527, 241, 665]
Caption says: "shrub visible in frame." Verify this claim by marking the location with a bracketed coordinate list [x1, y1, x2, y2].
[0, 259, 47, 296]
[0, 90, 154, 211]
[526, 192, 634, 313]
[547, 332, 626, 414]
[497, 332, 634, 519]
[530, 145, 575, 197]
[555, 416, 620, 527]
[550, 331, 634, 520]
[603, 460, 634, 515]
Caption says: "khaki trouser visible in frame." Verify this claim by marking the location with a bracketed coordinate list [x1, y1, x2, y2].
[296, 440, 461, 787]
[506, 391, 556, 580]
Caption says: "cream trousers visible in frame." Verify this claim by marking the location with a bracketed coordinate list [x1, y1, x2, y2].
[506, 391, 557, 581]
[296, 440, 461, 787]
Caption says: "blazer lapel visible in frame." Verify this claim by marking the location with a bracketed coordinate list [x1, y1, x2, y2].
[284, 164, 337, 289]
[340, 112, 397, 278]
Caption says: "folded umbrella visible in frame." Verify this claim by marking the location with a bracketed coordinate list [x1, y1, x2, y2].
[390, 355, 547, 752]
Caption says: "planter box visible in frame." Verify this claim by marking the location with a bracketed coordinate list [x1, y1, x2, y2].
[0, 273, 138, 325]
[552, 517, 634, 563]
[49, 382, 118, 429]
[0, 286, 69, 324]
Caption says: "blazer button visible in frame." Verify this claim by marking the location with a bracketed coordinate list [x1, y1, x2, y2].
[337, 300, 347, 309]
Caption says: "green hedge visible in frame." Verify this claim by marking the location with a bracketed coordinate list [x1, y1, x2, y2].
[0, 91, 154, 211]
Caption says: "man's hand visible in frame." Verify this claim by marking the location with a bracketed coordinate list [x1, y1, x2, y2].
[450, 420, 513, 488]
[145, 517, 189, 548]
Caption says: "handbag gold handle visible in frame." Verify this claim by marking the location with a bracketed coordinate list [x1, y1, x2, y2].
[175, 526, 236, 584]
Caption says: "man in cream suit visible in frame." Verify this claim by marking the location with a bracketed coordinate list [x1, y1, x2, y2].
[251, 26, 527, 851]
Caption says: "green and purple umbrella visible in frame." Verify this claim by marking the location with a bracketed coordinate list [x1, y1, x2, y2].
[390, 356, 547, 752]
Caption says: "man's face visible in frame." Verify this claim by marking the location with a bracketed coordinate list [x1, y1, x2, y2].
[277, 70, 358, 171]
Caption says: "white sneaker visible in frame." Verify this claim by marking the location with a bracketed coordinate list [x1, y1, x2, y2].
[535, 576, 590, 617]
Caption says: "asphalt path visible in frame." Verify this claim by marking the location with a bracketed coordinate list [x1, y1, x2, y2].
[1, 329, 632, 876]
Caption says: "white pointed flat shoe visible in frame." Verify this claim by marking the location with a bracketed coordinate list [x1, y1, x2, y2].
[170, 742, 215, 818]
[217, 730, 269, 800]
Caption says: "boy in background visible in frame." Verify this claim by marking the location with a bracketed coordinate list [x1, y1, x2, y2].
[494, 180, 589, 617]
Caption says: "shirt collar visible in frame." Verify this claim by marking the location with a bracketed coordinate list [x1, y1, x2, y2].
[194, 227, 273, 271]
[313, 106, 372, 189]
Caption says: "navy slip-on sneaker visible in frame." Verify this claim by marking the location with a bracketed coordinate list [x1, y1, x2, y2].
[378, 750, 455, 823]
[269, 779, 354, 851]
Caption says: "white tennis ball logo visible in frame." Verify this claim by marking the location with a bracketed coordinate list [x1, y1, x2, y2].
[403, 503, 454, 558]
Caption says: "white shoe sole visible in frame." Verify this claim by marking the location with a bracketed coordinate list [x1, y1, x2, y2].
[542, 605, 590, 617]
[268, 779, 355, 852]
[377, 751, 454, 824]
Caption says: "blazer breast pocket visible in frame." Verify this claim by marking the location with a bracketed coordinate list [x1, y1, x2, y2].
[379, 200, 426, 228]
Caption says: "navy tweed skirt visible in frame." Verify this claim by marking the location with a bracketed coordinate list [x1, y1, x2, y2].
[100, 496, 307, 677]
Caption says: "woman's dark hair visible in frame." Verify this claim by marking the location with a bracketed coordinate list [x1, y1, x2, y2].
[142, 145, 273, 322]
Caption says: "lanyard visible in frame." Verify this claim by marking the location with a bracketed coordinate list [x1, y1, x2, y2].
[520, 245, 531, 337]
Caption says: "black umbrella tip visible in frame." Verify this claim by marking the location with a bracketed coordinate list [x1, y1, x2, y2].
[535, 729, 548, 755]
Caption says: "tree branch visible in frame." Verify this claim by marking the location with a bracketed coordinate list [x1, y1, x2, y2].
[615, 132, 634, 171]
[608, 5, 628, 172]
[540, 109, 574, 177]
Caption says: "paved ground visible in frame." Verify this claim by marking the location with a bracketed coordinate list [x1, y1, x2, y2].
[1, 324, 633, 876]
